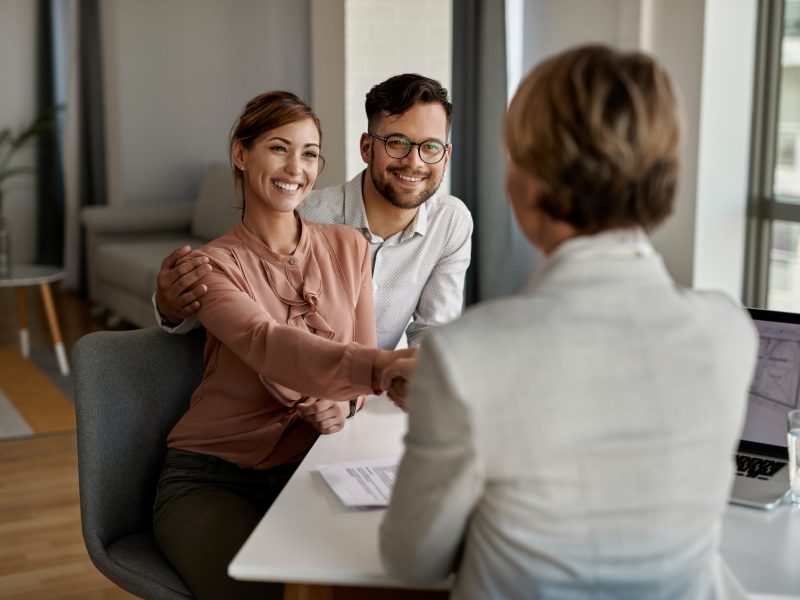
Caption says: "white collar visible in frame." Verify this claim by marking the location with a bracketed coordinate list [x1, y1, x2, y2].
[526, 227, 659, 292]
[548, 227, 655, 263]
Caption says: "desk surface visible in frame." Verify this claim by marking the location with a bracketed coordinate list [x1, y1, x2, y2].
[230, 397, 418, 589]
[230, 396, 800, 598]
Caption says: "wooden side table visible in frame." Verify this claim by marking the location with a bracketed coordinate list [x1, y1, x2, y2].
[0, 265, 69, 376]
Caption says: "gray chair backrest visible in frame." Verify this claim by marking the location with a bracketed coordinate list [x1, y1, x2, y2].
[73, 326, 206, 600]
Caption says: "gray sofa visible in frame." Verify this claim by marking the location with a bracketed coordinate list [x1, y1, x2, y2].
[82, 163, 239, 328]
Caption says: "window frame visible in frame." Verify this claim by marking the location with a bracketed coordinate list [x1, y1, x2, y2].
[744, 0, 800, 308]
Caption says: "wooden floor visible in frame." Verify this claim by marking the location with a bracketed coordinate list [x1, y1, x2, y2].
[0, 284, 136, 599]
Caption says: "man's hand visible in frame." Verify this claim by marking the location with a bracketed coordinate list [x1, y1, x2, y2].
[297, 398, 348, 434]
[155, 246, 212, 324]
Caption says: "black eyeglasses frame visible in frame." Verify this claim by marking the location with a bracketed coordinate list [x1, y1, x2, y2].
[367, 132, 449, 165]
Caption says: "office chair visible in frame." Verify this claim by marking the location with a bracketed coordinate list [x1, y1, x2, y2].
[73, 326, 206, 600]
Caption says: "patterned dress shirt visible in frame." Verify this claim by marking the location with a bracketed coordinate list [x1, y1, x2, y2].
[297, 171, 473, 349]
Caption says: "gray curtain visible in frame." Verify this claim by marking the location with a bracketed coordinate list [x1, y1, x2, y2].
[35, 0, 64, 266]
[34, 0, 107, 287]
[451, 0, 523, 304]
[78, 0, 106, 210]
[77, 0, 108, 291]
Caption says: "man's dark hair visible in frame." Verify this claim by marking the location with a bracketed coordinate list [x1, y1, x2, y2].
[365, 74, 453, 134]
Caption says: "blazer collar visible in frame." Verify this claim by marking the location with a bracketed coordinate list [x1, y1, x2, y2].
[527, 228, 673, 293]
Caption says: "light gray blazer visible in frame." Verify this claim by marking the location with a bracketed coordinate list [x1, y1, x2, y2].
[380, 229, 757, 600]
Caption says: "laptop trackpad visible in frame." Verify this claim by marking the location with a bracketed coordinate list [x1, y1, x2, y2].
[730, 469, 790, 510]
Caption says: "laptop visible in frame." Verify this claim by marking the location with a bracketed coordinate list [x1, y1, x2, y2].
[729, 308, 798, 510]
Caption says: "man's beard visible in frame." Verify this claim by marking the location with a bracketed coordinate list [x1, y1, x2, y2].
[369, 149, 444, 210]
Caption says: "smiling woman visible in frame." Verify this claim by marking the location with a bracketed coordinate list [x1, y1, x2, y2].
[230, 92, 324, 220]
[151, 90, 415, 600]
[233, 115, 323, 252]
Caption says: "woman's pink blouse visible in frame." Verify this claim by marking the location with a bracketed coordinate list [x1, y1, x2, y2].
[167, 217, 378, 470]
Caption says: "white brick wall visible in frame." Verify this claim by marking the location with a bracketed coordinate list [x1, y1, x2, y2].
[345, 0, 452, 183]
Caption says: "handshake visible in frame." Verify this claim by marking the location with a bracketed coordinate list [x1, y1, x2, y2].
[371, 348, 419, 410]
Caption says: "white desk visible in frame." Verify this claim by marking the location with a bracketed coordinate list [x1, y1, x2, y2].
[230, 397, 800, 598]
[721, 502, 800, 598]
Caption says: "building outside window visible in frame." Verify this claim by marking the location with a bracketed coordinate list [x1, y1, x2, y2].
[749, 0, 800, 311]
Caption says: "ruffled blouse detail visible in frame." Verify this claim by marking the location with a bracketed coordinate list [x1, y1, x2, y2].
[232, 218, 334, 336]
[232, 218, 336, 404]
[260, 260, 333, 339]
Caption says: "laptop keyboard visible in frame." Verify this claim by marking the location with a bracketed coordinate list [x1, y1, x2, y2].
[736, 454, 786, 480]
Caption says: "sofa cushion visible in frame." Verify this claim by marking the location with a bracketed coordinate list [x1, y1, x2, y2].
[97, 236, 208, 301]
[190, 163, 240, 240]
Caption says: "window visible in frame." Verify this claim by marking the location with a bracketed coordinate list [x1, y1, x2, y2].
[746, 0, 800, 310]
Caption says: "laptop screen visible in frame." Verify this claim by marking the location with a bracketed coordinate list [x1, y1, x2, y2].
[742, 308, 800, 449]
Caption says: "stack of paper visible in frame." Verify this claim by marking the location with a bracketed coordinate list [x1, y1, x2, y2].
[316, 457, 399, 508]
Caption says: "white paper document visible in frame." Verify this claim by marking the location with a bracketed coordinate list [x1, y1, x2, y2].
[316, 457, 399, 508]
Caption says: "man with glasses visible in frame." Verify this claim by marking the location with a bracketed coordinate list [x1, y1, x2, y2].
[154, 74, 473, 351]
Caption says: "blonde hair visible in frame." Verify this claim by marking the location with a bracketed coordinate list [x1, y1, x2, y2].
[505, 44, 681, 233]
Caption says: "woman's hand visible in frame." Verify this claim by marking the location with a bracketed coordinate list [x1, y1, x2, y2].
[372, 348, 419, 410]
[297, 398, 348, 434]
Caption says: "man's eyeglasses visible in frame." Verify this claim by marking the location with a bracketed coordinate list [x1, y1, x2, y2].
[368, 133, 448, 165]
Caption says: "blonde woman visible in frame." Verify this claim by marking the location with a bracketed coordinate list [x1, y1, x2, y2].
[380, 45, 756, 599]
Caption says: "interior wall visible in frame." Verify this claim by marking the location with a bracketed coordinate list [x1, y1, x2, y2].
[520, 0, 758, 299]
[0, 0, 38, 265]
[344, 0, 452, 184]
[644, 0, 757, 299]
[310, 0, 346, 189]
[102, 0, 311, 206]
[517, 0, 632, 285]
[691, 0, 757, 297]
[522, 0, 628, 63]
[642, 0, 706, 289]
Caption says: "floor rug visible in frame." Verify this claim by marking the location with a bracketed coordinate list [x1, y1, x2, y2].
[29, 346, 74, 402]
[0, 347, 76, 436]
[0, 388, 33, 440]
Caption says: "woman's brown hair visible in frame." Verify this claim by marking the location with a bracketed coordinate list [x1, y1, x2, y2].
[230, 91, 323, 210]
